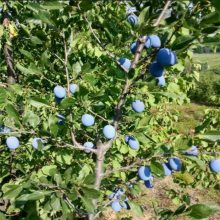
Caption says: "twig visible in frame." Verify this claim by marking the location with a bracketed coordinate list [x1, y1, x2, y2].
[153, 0, 172, 27]
[87, 109, 109, 122]
[62, 34, 97, 154]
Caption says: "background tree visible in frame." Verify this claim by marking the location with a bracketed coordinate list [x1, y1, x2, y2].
[0, 0, 220, 220]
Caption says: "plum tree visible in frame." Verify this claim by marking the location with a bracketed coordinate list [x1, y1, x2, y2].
[131, 100, 145, 113]
[81, 114, 95, 127]
[6, 136, 19, 150]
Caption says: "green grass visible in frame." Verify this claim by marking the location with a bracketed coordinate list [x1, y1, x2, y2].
[193, 53, 220, 69]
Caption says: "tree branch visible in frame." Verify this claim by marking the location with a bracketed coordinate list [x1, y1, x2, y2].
[153, 0, 172, 27]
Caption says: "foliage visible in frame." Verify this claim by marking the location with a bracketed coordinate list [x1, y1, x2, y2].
[0, 0, 220, 219]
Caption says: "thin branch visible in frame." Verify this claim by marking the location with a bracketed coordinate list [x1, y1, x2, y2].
[62, 34, 97, 154]
[87, 109, 109, 122]
[153, 0, 172, 27]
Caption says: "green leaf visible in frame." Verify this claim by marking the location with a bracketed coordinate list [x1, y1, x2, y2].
[5, 104, 20, 124]
[17, 191, 51, 201]
[188, 204, 219, 219]
[41, 1, 66, 10]
[3, 185, 23, 199]
[23, 111, 40, 127]
[150, 161, 164, 177]
[0, 87, 7, 106]
[81, 187, 100, 199]
[41, 165, 57, 176]
[29, 97, 50, 108]
[0, 212, 6, 220]
[173, 172, 194, 184]
[19, 49, 34, 61]
[172, 36, 195, 50]
[211, 0, 220, 13]
[129, 201, 143, 216]
[197, 131, 220, 142]
[138, 7, 150, 26]
[60, 97, 75, 109]
[81, 196, 94, 214]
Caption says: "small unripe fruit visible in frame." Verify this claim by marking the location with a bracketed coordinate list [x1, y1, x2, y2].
[162, 163, 172, 176]
[168, 157, 182, 171]
[103, 125, 116, 139]
[138, 166, 151, 180]
[149, 62, 164, 77]
[54, 86, 66, 99]
[145, 35, 161, 48]
[185, 145, 198, 156]
[127, 14, 138, 25]
[156, 48, 177, 66]
[156, 76, 166, 87]
[111, 201, 122, 212]
[6, 136, 19, 150]
[81, 114, 95, 127]
[132, 100, 145, 113]
[118, 58, 131, 72]
[32, 138, 43, 149]
[130, 42, 138, 54]
[83, 141, 94, 153]
[127, 136, 139, 150]
[209, 159, 220, 173]
[69, 84, 78, 94]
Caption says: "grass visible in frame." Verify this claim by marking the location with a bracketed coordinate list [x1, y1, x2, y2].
[193, 53, 220, 69]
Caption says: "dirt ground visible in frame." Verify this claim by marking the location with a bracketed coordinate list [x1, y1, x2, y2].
[100, 177, 220, 220]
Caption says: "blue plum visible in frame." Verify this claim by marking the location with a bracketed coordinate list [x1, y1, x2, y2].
[145, 35, 161, 48]
[209, 159, 220, 173]
[185, 145, 198, 156]
[111, 201, 122, 212]
[69, 84, 78, 94]
[127, 14, 138, 25]
[54, 85, 66, 99]
[138, 166, 151, 180]
[126, 7, 137, 14]
[32, 138, 43, 149]
[156, 48, 177, 66]
[149, 62, 164, 77]
[144, 177, 153, 188]
[168, 157, 182, 171]
[81, 114, 95, 127]
[6, 136, 19, 150]
[131, 100, 145, 113]
[103, 125, 116, 139]
[130, 42, 138, 54]
[118, 58, 131, 72]
[127, 137, 139, 150]
[83, 141, 94, 153]
[162, 163, 172, 176]
[56, 114, 65, 125]
[156, 76, 166, 87]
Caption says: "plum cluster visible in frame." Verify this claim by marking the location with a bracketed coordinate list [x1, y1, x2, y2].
[109, 188, 130, 212]
[54, 84, 78, 103]
[118, 34, 177, 87]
